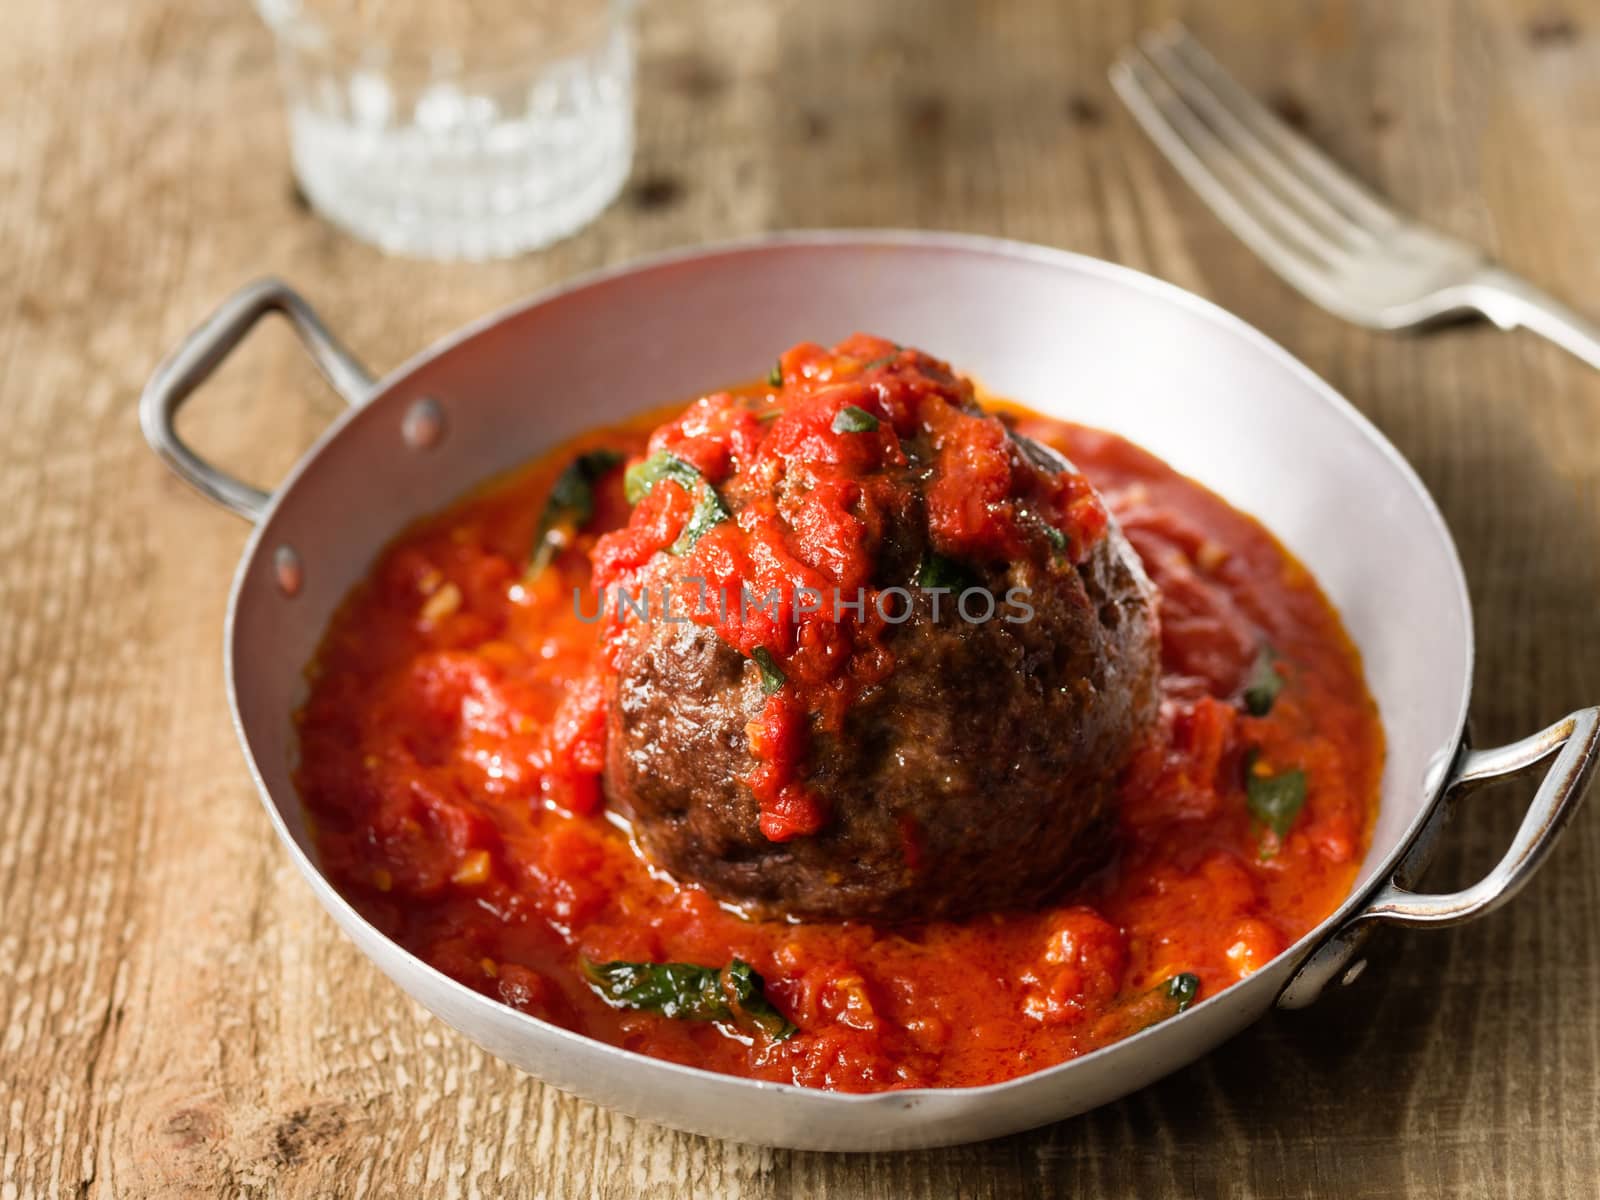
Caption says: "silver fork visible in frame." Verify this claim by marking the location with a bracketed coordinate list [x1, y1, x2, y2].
[1110, 26, 1600, 371]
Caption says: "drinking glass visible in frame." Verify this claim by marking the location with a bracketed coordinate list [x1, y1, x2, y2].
[254, 0, 636, 260]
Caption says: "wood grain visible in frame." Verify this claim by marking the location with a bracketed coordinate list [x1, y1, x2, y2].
[2, 0, 1597, 1195]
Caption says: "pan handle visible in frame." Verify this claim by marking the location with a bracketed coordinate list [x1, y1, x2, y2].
[140, 279, 375, 523]
[1277, 706, 1600, 1009]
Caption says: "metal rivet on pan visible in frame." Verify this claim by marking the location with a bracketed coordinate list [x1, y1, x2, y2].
[402, 397, 446, 449]
[274, 545, 304, 597]
[1341, 959, 1368, 987]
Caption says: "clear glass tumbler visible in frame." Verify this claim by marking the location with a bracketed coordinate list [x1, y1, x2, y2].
[255, 0, 636, 261]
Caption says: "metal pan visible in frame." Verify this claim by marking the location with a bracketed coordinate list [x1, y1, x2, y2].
[141, 232, 1599, 1151]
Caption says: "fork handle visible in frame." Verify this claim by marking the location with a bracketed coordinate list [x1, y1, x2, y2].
[1466, 267, 1600, 372]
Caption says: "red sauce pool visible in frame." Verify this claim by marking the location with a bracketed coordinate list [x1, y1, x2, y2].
[296, 377, 1383, 1092]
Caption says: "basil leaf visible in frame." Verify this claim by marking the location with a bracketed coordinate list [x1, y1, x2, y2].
[767, 361, 783, 387]
[750, 647, 786, 695]
[626, 452, 729, 554]
[722, 958, 796, 1040]
[1246, 760, 1307, 840]
[916, 551, 979, 593]
[624, 451, 701, 505]
[1020, 509, 1070, 560]
[1163, 971, 1200, 1013]
[528, 449, 624, 577]
[580, 956, 797, 1040]
[1088, 972, 1202, 1043]
[831, 405, 880, 434]
[671, 484, 730, 555]
[1242, 645, 1283, 716]
[580, 958, 721, 1020]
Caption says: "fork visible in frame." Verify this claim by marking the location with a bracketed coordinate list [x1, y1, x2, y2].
[1110, 26, 1600, 371]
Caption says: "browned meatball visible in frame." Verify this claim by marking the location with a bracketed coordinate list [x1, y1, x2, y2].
[594, 335, 1161, 923]
[603, 500, 1160, 924]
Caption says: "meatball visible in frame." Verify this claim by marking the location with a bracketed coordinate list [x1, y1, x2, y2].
[592, 335, 1161, 923]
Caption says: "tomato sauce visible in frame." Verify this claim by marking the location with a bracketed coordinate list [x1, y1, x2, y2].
[296, 345, 1383, 1092]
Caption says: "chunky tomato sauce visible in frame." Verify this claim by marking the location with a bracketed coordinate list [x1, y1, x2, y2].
[296, 344, 1382, 1092]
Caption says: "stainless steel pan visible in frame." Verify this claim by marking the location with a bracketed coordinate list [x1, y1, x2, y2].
[142, 232, 1600, 1151]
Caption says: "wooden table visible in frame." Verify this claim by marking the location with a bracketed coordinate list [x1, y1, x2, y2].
[4, 0, 1598, 1195]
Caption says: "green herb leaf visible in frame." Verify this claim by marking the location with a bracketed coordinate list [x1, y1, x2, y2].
[671, 483, 730, 554]
[1088, 972, 1202, 1044]
[1242, 645, 1284, 716]
[831, 405, 880, 434]
[1246, 760, 1308, 841]
[625, 452, 729, 554]
[722, 958, 796, 1040]
[580, 956, 797, 1040]
[750, 647, 786, 695]
[580, 958, 720, 1020]
[861, 355, 898, 371]
[767, 361, 783, 388]
[1020, 509, 1070, 561]
[1163, 971, 1201, 1013]
[528, 449, 624, 577]
[916, 551, 979, 593]
[756, 408, 784, 423]
[624, 451, 701, 505]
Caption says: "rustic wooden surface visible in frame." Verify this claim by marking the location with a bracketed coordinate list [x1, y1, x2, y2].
[3, 0, 1599, 1195]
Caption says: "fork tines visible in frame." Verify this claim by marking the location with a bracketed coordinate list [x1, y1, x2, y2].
[1110, 24, 1600, 366]
[1110, 26, 1403, 290]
